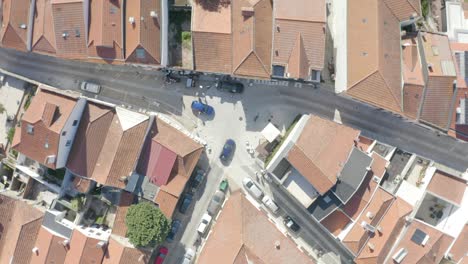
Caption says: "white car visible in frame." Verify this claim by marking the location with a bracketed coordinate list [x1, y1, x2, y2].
[242, 178, 263, 199]
[262, 195, 279, 213]
[182, 248, 195, 264]
[197, 213, 212, 235]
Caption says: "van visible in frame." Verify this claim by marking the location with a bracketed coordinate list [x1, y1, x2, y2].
[80, 81, 101, 94]
[262, 195, 279, 213]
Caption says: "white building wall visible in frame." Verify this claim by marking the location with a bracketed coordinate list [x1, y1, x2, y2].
[56, 98, 86, 168]
[333, 0, 347, 93]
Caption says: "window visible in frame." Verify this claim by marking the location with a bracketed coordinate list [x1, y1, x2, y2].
[272, 65, 285, 77]
[62, 131, 67, 136]
[310, 70, 321, 82]
[66, 140, 72, 147]
[75, 29, 80, 37]
[27, 124, 34, 134]
[72, 120, 78, 126]
[136, 48, 146, 59]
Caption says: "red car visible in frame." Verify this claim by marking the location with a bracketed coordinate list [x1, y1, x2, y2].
[154, 247, 169, 264]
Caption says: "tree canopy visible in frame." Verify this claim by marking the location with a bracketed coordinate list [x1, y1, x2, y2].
[125, 202, 171, 247]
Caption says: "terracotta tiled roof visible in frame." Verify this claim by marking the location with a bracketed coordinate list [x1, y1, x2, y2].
[347, 0, 419, 114]
[13, 87, 78, 169]
[273, 0, 326, 78]
[354, 198, 412, 264]
[88, 0, 123, 60]
[63, 229, 106, 264]
[287, 116, 360, 195]
[125, 0, 161, 64]
[112, 191, 135, 237]
[51, 0, 87, 59]
[154, 189, 178, 218]
[448, 223, 468, 263]
[370, 152, 388, 178]
[32, 0, 57, 54]
[72, 175, 93, 193]
[197, 192, 315, 264]
[0, 195, 44, 264]
[321, 209, 352, 236]
[427, 170, 467, 205]
[192, 1, 231, 33]
[342, 187, 398, 255]
[387, 219, 454, 264]
[356, 136, 374, 153]
[67, 101, 114, 177]
[403, 84, 424, 119]
[102, 236, 151, 264]
[193, 32, 232, 74]
[343, 171, 379, 220]
[383, 0, 421, 21]
[30, 226, 68, 264]
[0, 0, 30, 50]
[231, 0, 272, 78]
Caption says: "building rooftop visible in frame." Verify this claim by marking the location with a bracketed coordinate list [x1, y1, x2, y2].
[447, 223, 468, 263]
[0, 0, 30, 50]
[287, 116, 360, 195]
[387, 219, 454, 264]
[30, 226, 68, 264]
[331, 148, 372, 204]
[32, 0, 57, 54]
[102, 236, 151, 264]
[111, 191, 135, 238]
[308, 190, 342, 221]
[197, 192, 314, 264]
[427, 170, 467, 206]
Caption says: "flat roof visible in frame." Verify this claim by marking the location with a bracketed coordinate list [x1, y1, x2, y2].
[283, 168, 319, 208]
[308, 191, 342, 221]
[332, 148, 372, 204]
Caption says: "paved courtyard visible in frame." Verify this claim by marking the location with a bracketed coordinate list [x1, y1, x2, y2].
[0, 76, 25, 146]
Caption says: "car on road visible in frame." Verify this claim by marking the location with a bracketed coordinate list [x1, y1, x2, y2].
[242, 178, 263, 200]
[262, 195, 279, 214]
[191, 101, 214, 115]
[154, 247, 168, 264]
[166, 219, 181, 242]
[220, 139, 235, 161]
[179, 193, 193, 214]
[197, 213, 212, 236]
[215, 80, 244, 93]
[80, 81, 101, 94]
[207, 190, 226, 216]
[182, 248, 195, 264]
[190, 169, 206, 190]
[283, 215, 300, 232]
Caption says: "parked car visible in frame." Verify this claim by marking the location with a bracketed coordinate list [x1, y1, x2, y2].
[207, 190, 226, 216]
[215, 80, 244, 93]
[262, 195, 279, 214]
[220, 139, 235, 161]
[242, 178, 263, 200]
[154, 247, 169, 264]
[197, 213, 212, 235]
[283, 216, 300, 232]
[190, 169, 206, 190]
[179, 193, 193, 214]
[191, 101, 214, 115]
[166, 219, 181, 242]
[80, 81, 101, 94]
[182, 248, 195, 264]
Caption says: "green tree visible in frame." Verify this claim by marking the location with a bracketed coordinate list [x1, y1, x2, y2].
[125, 202, 170, 247]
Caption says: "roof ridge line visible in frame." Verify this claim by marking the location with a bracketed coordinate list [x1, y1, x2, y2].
[348, 70, 380, 92]
[376, 70, 403, 112]
[294, 143, 334, 193]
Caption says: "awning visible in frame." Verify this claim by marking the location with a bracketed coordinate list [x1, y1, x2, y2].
[261, 123, 281, 143]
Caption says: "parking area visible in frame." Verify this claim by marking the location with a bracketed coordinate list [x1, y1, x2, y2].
[0, 75, 25, 146]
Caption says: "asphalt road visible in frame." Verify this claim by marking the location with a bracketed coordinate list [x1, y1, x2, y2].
[1, 47, 468, 264]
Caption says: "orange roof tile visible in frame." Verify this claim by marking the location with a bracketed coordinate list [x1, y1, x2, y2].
[321, 209, 352, 236]
[0, 0, 30, 50]
[197, 192, 315, 264]
[287, 116, 360, 195]
[356, 136, 374, 153]
[193, 32, 232, 74]
[88, 0, 124, 60]
[347, 0, 419, 114]
[13, 87, 78, 169]
[275, 0, 325, 22]
[154, 189, 179, 218]
[30, 227, 68, 264]
[51, 0, 87, 59]
[403, 83, 424, 119]
[387, 219, 454, 264]
[427, 170, 467, 205]
[448, 223, 468, 263]
[383, 0, 421, 21]
[401, 35, 424, 86]
[343, 171, 379, 220]
[192, 1, 231, 33]
[63, 229, 106, 264]
[112, 191, 135, 237]
[125, 0, 161, 64]
[0, 195, 44, 264]
[102, 237, 151, 264]
[32, 0, 57, 54]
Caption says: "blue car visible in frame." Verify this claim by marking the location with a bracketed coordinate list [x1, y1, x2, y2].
[166, 219, 181, 242]
[179, 193, 193, 214]
[191, 101, 214, 115]
[220, 139, 235, 161]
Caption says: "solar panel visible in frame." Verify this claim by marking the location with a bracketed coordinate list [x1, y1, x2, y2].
[411, 228, 427, 245]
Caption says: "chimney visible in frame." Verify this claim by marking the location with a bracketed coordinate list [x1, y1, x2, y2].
[129, 17, 135, 24]
[368, 242, 375, 251]
[366, 211, 374, 220]
[20, 24, 27, 29]
[274, 241, 280, 249]
[61, 239, 70, 246]
[150, 11, 158, 18]
[97, 241, 107, 248]
[241, 6, 254, 17]
[32, 247, 39, 254]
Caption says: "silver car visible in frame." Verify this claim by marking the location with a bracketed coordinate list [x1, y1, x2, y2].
[207, 190, 226, 216]
[181, 248, 195, 264]
[242, 178, 263, 199]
